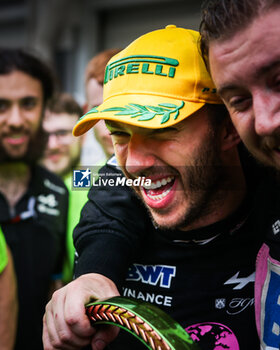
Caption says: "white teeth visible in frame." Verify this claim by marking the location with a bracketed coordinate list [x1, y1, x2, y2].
[142, 176, 174, 190]
[147, 186, 172, 200]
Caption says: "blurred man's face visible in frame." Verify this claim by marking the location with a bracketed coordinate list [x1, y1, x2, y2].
[0, 70, 43, 161]
[209, 8, 280, 169]
[86, 77, 103, 108]
[41, 111, 82, 177]
[86, 77, 114, 158]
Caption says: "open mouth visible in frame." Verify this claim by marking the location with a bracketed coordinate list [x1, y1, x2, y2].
[141, 176, 176, 208]
[45, 153, 63, 162]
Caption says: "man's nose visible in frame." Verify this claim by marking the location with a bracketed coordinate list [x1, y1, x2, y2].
[7, 105, 23, 128]
[253, 93, 280, 137]
[125, 135, 156, 175]
[47, 133, 60, 149]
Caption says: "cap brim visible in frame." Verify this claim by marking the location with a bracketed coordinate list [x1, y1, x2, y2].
[73, 94, 206, 136]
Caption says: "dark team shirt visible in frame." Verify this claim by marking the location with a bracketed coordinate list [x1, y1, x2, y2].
[74, 155, 279, 349]
[0, 165, 68, 350]
[115, 196, 262, 350]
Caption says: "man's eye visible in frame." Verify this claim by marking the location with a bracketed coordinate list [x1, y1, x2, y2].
[228, 96, 252, 112]
[0, 100, 9, 113]
[271, 75, 280, 90]
[56, 130, 72, 137]
[109, 131, 129, 137]
[154, 127, 178, 136]
[21, 98, 37, 109]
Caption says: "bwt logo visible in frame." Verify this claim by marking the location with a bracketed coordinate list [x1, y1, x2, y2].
[126, 264, 176, 288]
[73, 168, 91, 188]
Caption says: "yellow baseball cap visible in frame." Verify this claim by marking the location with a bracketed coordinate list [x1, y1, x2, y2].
[73, 25, 222, 136]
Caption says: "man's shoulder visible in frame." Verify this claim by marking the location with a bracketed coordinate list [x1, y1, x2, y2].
[32, 165, 68, 197]
[30, 166, 69, 229]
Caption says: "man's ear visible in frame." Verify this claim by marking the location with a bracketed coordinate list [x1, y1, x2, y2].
[220, 118, 241, 151]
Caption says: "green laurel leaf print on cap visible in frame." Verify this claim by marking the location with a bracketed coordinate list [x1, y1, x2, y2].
[102, 101, 184, 124]
[79, 107, 99, 120]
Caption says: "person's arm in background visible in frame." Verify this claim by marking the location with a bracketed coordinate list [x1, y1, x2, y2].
[0, 242, 18, 350]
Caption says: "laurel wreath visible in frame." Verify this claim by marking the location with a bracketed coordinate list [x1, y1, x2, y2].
[87, 302, 171, 349]
[86, 296, 199, 350]
[101, 101, 185, 124]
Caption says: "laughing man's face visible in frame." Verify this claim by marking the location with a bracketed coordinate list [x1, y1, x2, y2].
[209, 8, 280, 170]
[106, 108, 225, 231]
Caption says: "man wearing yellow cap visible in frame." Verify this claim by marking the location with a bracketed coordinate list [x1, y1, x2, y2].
[43, 26, 278, 350]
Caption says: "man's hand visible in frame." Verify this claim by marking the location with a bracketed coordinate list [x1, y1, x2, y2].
[43, 273, 120, 350]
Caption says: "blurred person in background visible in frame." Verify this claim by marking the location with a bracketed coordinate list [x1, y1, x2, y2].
[0, 48, 68, 350]
[0, 230, 17, 350]
[41, 48, 122, 282]
[84, 48, 121, 160]
[41, 93, 87, 283]
[41, 93, 84, 178]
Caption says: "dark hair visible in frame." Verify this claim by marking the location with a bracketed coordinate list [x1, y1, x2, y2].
[0, 48, 56, 104]
[200, 0, 280, 66]
[46, 93, 83, 119]
[85, 48, 122, 85]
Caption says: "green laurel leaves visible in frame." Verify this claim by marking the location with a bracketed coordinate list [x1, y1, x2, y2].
[78, 106, 99, 121]
[102, 101, 184, 124]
